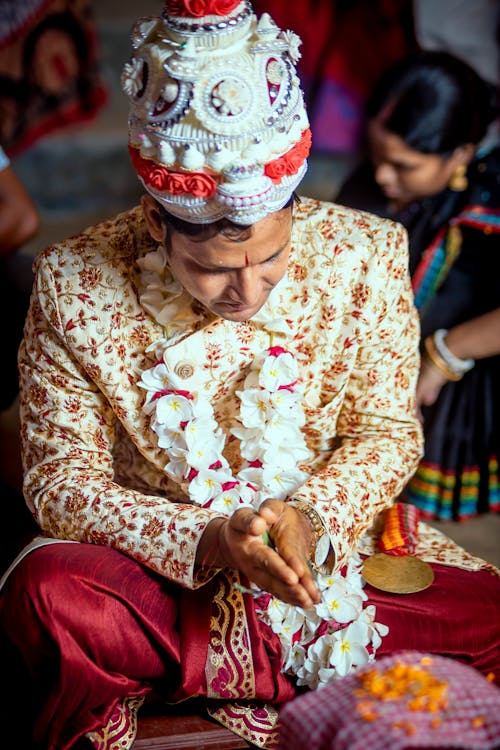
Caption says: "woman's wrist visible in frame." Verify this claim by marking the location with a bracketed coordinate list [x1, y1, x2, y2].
[423, 332, 473, 381]
[433, 328, 474, 375]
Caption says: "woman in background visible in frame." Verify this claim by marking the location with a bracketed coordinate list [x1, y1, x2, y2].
[337, 51, 500, 521]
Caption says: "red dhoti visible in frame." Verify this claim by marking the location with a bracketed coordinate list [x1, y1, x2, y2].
[0, 543, 499, 749]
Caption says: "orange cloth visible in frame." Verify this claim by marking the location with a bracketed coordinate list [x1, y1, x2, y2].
[379, 503, 420, 556]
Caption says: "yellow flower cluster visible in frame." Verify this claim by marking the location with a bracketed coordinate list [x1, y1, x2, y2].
[354, 659, 497, 735]
[354, 657, 448, 725]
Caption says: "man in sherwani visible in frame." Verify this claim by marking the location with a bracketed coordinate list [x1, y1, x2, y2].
[1, 2, 499, 749]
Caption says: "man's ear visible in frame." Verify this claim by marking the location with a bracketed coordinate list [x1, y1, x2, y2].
[141, 194, 167, 243]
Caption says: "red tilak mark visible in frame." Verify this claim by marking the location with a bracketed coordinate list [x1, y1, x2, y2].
[245, 253, 250, 266]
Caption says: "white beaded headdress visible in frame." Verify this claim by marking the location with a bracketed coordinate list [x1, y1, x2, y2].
[121, 0, 311, 224]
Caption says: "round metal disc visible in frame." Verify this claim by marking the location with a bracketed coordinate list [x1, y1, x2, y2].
[362, 553, 434, 594]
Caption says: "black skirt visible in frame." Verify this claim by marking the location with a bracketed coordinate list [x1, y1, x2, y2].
[403, 356, 500, 520]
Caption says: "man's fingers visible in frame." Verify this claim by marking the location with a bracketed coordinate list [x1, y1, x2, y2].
[231, 507, 267, 536]
[258, 500, 283, 526]
[263, 575, 316, 609]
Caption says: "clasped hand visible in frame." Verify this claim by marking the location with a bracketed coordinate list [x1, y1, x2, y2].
[198, 499, 320, 609]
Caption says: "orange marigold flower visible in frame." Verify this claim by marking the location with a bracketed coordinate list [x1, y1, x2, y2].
[356, 661, 448, 713]
[408, 697, 426, 711]
[360, 710, 379, 722]
[392, 720, 416, 736]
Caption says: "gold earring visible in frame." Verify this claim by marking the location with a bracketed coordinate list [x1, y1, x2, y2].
[449, 164, 468, 191]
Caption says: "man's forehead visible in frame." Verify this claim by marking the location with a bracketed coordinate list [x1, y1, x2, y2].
[181, 237, 289, 269]
[171, 215, 292, 269]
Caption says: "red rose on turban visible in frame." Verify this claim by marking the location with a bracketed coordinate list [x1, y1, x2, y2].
[264, 129, 312, 184]
[183, 0, 209, 16]
[128, 146, 217, 198]
[148, 166, 171, 191]
[165, 173, 189, 195]
[264, 160, 288, 182]
[165, 0, 190, 15]
[211, 0, 241, 13]
[185, 173, 217, 198]
[166, 0, 240, 17]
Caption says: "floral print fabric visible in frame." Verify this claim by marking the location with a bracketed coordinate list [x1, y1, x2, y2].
[17, 197, 486, 586]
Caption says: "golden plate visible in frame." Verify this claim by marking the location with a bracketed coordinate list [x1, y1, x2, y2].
[362, 553, 434, 594]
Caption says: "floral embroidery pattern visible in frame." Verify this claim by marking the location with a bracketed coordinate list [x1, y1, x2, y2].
[19, 198, 489, 610]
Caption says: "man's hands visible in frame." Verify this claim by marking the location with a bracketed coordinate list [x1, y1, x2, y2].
[196, 499, 321, 609]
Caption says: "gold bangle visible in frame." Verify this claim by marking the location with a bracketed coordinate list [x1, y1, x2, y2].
[291, 500, 325, 556]
[424, 336, 463, 381]
[291, 501, 334, 570]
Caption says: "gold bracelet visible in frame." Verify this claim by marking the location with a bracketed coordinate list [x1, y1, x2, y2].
[424, 336, 463, 381]
[291, 500, 326, 557]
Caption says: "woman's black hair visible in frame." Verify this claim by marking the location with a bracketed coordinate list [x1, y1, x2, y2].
[366, 51, 499, 155]
[157, 193, 299, 241]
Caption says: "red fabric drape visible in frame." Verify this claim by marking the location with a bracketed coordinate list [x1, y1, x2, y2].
[0, 543, 293, 749]
[1, 543, 499, 749]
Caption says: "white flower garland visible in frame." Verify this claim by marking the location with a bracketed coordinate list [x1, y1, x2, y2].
[139, 344, 311, 512]
[137, 243, 388, 689]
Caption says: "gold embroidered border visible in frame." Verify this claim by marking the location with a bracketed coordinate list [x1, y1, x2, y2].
[207, 700, 280, 749]
[86, 695, 145, 750]
[205, 570, 256, 700]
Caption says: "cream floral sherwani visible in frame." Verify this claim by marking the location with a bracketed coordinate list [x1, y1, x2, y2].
[17, 197, 487, 582]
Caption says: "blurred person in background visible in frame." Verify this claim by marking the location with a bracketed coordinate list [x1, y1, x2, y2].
[337, 51, 500, 521]
[0, 0, 107, 156]
[0, 143, 40, 567]
[253, 0, 415, 156]
[0, 144, 39, 411]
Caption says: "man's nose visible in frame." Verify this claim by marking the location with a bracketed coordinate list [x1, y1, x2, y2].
[231, 267, 261, 305]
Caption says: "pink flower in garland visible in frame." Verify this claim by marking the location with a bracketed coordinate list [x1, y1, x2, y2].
[268, 345, 288, 357]
[166, 0, 242, 18]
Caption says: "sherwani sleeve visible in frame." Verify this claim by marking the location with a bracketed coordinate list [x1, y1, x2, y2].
[289, 220, 424, 571]
[18, 254, 223, 589]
